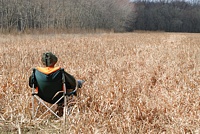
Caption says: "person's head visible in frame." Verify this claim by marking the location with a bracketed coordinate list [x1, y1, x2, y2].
[41, 52, 58, 67]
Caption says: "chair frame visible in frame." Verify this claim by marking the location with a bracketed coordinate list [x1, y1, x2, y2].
[31, 68, 78, 124]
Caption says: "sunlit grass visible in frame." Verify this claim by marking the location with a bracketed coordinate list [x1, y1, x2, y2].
[0, 32, 199, 133]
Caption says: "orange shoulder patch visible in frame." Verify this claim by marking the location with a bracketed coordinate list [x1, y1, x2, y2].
[36, 67, 61, 75]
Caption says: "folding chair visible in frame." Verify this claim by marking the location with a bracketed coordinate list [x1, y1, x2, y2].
[31, 67, 78, 122]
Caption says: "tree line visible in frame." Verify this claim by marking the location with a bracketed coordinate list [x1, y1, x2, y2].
[0, 0, 200, 33]
[0, 0, 133, 33]
[132, 0, 200, 33]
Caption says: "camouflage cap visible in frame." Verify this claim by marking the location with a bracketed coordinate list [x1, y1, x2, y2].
[41, 52, 58, 67]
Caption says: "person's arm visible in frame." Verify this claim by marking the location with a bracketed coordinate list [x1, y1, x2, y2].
[29, 74, 37, 88]
[64, 71, 76, 89]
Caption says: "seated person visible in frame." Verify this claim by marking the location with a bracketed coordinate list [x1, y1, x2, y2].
[29, 52, 84, 116]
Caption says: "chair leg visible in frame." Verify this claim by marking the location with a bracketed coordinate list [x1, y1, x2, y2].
[33, 95, 64, 119]
[32, 95, 35, 119]
[63, 95, 68, 133]
[63, 95, 67, 125]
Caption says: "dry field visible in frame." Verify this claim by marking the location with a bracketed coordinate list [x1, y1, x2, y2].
[0, 32, 200, 133]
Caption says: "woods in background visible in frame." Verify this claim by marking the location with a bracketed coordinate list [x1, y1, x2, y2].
[0, 0, 134, 33]
[0, 0, 200, 33]
[134, 0, 200, 33]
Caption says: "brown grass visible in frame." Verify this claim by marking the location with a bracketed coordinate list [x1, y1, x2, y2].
[0, 32, 200, 133]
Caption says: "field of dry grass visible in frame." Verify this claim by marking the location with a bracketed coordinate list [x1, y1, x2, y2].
[0, 32, 200, 133]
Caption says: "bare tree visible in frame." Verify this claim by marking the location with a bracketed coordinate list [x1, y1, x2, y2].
[0, 0, 135, 33]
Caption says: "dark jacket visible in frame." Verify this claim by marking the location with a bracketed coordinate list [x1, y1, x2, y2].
[29, 67, 76, 90]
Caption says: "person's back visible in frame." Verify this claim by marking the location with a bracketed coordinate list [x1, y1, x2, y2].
[29, 52, 84, 116]
[29, 52, 77, 90]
